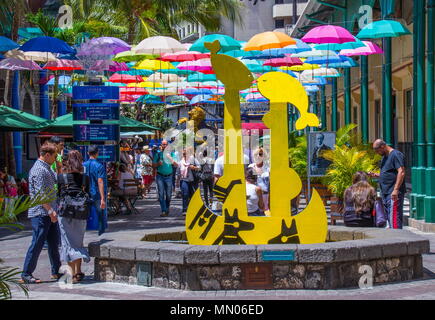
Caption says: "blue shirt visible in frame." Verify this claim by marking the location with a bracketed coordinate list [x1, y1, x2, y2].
[28, 160, 57, 218]
[83, 159, 107, 200]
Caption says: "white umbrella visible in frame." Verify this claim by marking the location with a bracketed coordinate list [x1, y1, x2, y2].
[302, 67, 340, 78]
[148, 87, 179, 96]
[135, 36, 186, 55]
[5, 49, 57, 62]
[291, 50, 338, 58]
[146, 72, 183, 83]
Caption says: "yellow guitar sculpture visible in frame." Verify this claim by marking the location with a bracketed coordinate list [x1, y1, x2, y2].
[185, 41, 327, 245]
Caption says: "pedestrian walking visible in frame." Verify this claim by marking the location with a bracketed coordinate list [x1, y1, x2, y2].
[140, 146, 154, 197]
[177, 149, 200, 216]
[199, 150, 214, 207]
[153, 140, 177, 217]
[343, 172, 376, 228]
[49, 136, 65, 175]
[21, 142, 62, 284]
[371, 139, 406, 229]
[56, 150, 91, 284]
[83, 146, 107, 235]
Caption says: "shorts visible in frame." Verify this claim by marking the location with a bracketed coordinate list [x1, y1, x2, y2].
[142, 175, 153, 185]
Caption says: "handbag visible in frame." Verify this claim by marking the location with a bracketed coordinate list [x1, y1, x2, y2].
[199, 163, 214, 182]
[57, 174, 91, 220]
[374, 198, 387, 228]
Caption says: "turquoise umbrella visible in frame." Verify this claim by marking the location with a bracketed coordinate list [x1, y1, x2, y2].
[224, 49, 262, 58]
[357, 20, 411, 39]
[187, 73, 217, 82]
[189, 34, 241, 53]
[118, 70, 153, 76]
[315, 39, 365, 51]
[159, 68, 196, 76]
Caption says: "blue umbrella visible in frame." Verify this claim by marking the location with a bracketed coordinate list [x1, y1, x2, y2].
[20, 36, 75, 54]
[306, 55, 343, 64]
[278, 69, 297, 78]
[357, 20, 411, 39]
[267, 39, 312, 55]
[243, 51, 285, 60]
[189, 94, 214, 105]
[184, 88, 215, 95]
[0, 36, 19, 52]
[0, 54, 4, 60]
[224, 49, 262, 58]
[47, 76, 71, 86]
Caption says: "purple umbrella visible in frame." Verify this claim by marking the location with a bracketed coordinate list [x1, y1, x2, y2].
[302, 25, 355, 44]
[77, 37, 131, 57]
[90, 60, 130, 72]
[0, 58, 42, 70]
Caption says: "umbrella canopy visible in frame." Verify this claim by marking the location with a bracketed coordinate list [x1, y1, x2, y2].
[0, 36, 19, 52]
[291, 50, 338, 58]
[109, 73, 144, 83]
[146, 73, 182, 83]
[133, 59, 175, 70]
[77, 37, 130, 56]
[20, 36, 75, 54]
[263, 56, 303, 67]
[302, 25, 355, 44]
[160, 51, 210, 62]
[282, 63, 320, 71]
[159, 68, 195, 76]
[356, 20, 411, 39]
[190, 34, 241, 53]
[302, 68, 341, 78]
[177, 58, 213, 73]
[0, 58, 42, 70]
[113, 50, 156, 62]
[5, 49, 57, 62]
[189, 94, 214, 105]
[148, 87, 178, 96]
[136, 94, 163, 104]
[165, 95, 190, 105]
[118, 70, 154, 76]
[41, 113, 160, 133]
[187, 73, 217, 82]
[135, 36, 185, 55]
[127, 82, 163, 88]
[340, 41, 384, 56]
[305, 55, 343, 64]
[43, 59, 83, 71]
[89, 60, 129, 72]
[244, 31, 296, 51]
[120, 87, 149, 96]
[270, 38, 312, 54]
[0, 105, 48, 131]
[47, 75, 72, 86]
[224, 49, 262, 58]
[182, 88, 215, 95]
[314, 39, 365, 51]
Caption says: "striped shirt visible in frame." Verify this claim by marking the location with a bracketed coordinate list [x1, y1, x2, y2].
[28, 159, 57, 218]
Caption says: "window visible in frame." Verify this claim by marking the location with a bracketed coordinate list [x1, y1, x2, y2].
[275, 19, 285, 29]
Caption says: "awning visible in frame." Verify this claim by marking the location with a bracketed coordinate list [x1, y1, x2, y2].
[0, 105, 47, 132]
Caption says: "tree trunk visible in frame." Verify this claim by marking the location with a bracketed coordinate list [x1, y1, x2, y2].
[3, 71, 10, 105]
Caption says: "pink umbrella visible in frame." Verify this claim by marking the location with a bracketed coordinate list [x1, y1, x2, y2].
[109, 73, 144, 83]
[177, 58, 213, 73]
[0, 58, 42, 70]
[302, 25, 355, 44]
[90, 60, 130, 72]
[160, 51, 210, 62]
[43, 59, 83, 71]
[339, 41, 384, 56]
[263, 56, 303, 67]
[120, 87, 149, 95]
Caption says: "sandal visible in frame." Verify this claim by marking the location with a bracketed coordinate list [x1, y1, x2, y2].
[20, 275, 42, 284]
[75, 273, 85, 282]
[50, 273, 64, 280]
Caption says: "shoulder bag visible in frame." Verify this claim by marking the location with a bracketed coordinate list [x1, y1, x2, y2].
[57, 174, 91, 220]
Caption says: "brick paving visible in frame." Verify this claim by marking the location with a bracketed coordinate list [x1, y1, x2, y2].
[1, 188, 435, 300]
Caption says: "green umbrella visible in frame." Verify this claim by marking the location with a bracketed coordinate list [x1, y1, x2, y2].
[113, 50, 157, 62]
[41, 113, 159, 133]
[0, 105, 47, 132]
[189, 34, 241, 53]
[357, 20, 411, 39]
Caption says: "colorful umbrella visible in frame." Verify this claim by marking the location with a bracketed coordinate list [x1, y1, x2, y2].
[146, 73, 182, 83]
[268, 38, 312, 54]
[314, 39, 365, 51]
[135, 36, 185, 54]
[224, 50, 262, 58]
[118, 70, 153, 76]
[244, 31, 296, 51]
[263, 56, 303, 67]
[136, 94, 163, 104]
[5, 49, 57, 62]
[182, 88, 215, 95]
[134, 59, 175, 70]
[302, 25, 355, 44]
[282, 63, 320, 71]
[160, 51, 210, 62]
[78, 37, 130, 56]
[305, 55, 343, 65]
[20, 36, 75, 54]
[292, 50, 338, 58]
[43, 59, 83, 71]
[339, 41, 384, 56]
[302, 68, 341, 78]
[109, 74, 144, 83]
[189, 34, 241, 53]
[177, 58, 213, 73]
[47, 75, 72, 86]
[356, 20, 411, 39]
[0, 36, 19, 52]
[120, 87, 149, 95]
[127, 82, 163, 88]
[187, 73, 217, 82]
[113, 50, 156, 62]
[0, 58, 42, 70]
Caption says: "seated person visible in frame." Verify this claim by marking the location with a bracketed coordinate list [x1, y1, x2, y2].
[110, 164, 138, 214]
[245, 167, 265, 217]
[343, 172, 376, 228]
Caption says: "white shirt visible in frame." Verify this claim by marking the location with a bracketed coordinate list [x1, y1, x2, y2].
[213, 154, 250, 177]
[246, 183, 260, 213]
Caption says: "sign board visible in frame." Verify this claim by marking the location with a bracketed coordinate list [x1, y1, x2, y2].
[76, 145, 119, 162]
[241, 102, 270, 115]
[72, 86, 120, 100]
[73, 124, 120, 142]
[73, 103, 120, 121]
[307, 131, 336, 177]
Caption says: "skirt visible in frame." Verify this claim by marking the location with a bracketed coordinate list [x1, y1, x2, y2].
[58, 216, 90, 263]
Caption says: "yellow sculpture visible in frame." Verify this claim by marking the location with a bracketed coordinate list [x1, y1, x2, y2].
[178, 106, 206, 132]
[185, 41, 327, 245]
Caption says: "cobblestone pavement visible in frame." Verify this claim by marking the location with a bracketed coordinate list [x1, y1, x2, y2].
[1, 188, 435, 300]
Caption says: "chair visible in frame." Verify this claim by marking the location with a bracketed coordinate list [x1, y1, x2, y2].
[122, 179, 142, 214]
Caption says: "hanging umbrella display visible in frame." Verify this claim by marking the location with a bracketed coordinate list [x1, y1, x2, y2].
[304, 85, 320, 94]
[282, 63, 320, 71]
[182, 88, 215, 95]
[0, 58, 42, 70]
[146, 72, 182, 83]
[224, 50, 262, 58]
[5, 49, 57, 62]
[189, 94, 215, 105]
[165, 95, 190, 105]
[148, 87, 178, 96]
[244, 31, 296, 51]
[47, 75, 72, 86]
[302, 25, 355, 44]
[302, 68, 341, 78]
[177, 58, 213, 73]
[263, 56, 303, 67]
[20, 36, 75, 54]
[118, 70, 154, 76]
[242, 51, 285, 60]
[187, 73, 217, 82]
[267, 38, 312, 54]
[78, 37, 130, 56]
[43, 59, 83, 71]
[120, 87, 149, 95]
[305, 55, 343, 65]
[314, 39, 365, 51]
[356, 20, 411, 39]
[159, 68, 196, 76]
[109, 73, 144, 83]
[160, 51, 210, 62]
[340, 41, 384, 56]
[135, 36, 185, 54]
[127, 82, 163, 88]
[89, 60, 129, 72]
[189, 34, 241, 53]
[136, 94, 163, 104]
[0, 36, 19, 52]
[278, 69, 298, 77]
[326, 56, 359, 68]
[291, 49, 338, 58]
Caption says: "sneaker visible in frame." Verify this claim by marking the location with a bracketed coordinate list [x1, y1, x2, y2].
[160, 212, 168, 217]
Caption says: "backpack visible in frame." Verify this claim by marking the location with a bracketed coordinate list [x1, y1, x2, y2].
[57, 174, 91, 220]
[199, 163, 214, 181]
[373, 198, 387, 228]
